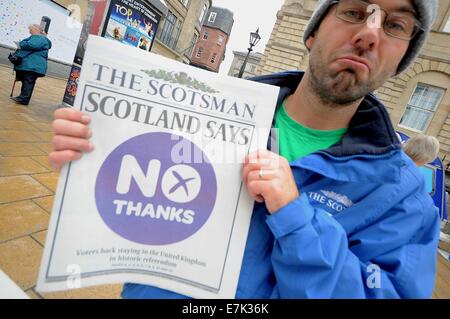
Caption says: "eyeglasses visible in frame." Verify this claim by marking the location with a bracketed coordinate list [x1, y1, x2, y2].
[331, 0, 423, 40]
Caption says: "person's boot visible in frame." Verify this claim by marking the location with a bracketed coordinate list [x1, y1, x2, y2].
[10, 96, 29, 105]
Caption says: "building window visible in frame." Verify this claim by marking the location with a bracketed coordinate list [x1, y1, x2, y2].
[187, 34, 198, 57]
[444, 15, 450, 33]
[208, 12, 217, 23]
[196, 47, 204, 58]
[199, 3, 208, 24]
[158, 11, 182, 50]
[250, 64, 256, 72]
[180, 0, 189, 7]
[210, 53, 217, 63]
[203, 30, 209, 40]
[399, 84, 445, 132]
[217, 35, 224, 46]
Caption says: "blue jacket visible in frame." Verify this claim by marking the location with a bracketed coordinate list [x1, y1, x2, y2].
[15, 35, 52, 75]
[122, 71, 440, 299]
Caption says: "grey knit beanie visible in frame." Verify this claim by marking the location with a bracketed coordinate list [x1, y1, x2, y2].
[303, 0, 438, 74]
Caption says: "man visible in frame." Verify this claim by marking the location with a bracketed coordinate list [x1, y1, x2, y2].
[49, 0, 440, 298]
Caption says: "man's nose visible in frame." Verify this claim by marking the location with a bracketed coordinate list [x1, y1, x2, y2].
[351, 21, 382, 52]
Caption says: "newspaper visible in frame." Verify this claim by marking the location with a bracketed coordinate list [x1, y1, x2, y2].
[37, 35, 279, 298]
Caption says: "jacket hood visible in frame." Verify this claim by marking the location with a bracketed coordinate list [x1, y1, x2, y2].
[250, 71, 402, 158]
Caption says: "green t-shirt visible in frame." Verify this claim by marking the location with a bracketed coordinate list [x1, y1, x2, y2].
[274, 101, 348, 162]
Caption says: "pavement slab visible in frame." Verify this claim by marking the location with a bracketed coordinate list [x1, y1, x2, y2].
[0, 157, 48, 176]
[31, 172, 59, 193]
[0, 130, 42, 143]
[0, 236, 43, 291]
[0, 143, 47, 157]
[30, 230, 47, 247]
[0, 201, 49, 242]
[32, 196, 55, 214]
[0, 175, 52, 204]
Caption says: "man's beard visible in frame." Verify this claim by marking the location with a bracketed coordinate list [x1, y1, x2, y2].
[308, 46, 388, 106]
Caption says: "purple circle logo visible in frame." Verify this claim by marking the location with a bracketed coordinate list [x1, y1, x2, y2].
[95, 132, 217, 245]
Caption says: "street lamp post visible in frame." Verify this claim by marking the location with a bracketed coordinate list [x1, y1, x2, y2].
[238, 28, 261, 78]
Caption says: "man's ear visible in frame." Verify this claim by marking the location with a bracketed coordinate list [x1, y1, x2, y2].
[305, 31, 316, 50]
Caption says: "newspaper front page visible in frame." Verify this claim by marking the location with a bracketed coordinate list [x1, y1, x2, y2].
[37, 35, 279, 298]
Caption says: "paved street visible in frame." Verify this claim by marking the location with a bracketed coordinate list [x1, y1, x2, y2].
[0, 65, 121, 298]
[0, 63, 448, 299]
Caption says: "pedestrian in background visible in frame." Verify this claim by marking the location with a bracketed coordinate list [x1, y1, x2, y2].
[403, 134, 440, 166]
[10, 24, 52, 106]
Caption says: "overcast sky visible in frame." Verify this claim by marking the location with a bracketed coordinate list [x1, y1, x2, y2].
[211, 0, 284, 74]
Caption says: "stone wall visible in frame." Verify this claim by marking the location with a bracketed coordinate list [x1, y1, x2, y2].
[257, 0, 315, 75]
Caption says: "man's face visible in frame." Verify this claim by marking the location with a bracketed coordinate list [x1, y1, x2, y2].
[306, 0, 414, 105]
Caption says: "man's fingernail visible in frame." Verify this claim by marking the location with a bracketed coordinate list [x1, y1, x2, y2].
[82, 115, 90, 123]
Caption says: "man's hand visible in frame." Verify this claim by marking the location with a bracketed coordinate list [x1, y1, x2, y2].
[48, 108, 94, 171]
[242, 150, 299, 214]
